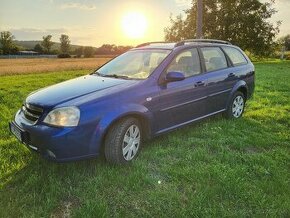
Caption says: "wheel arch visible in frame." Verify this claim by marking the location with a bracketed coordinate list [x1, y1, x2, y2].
[237, 86, 248, 99]
[98, 109, 152, 154]
[104, 112, 151, 140]
[227, 80, 248, 109]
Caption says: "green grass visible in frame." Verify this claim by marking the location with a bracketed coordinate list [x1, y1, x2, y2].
[0, 62, 290, 217]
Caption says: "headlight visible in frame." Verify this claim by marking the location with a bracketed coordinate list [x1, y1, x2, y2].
[43, 106, 80, 127]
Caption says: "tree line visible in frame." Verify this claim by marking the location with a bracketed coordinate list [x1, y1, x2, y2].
[164, 0, 289, 56]
[0, 32, 133, 58]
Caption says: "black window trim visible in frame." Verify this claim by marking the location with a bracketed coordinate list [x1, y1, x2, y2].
[159, 46, 204, 83]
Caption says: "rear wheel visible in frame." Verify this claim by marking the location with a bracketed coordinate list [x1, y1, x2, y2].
[104, 117, 142, 165]
[225, 91, 245, 119]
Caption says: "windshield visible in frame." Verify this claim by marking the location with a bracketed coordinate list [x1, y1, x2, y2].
[96, 50, 171, 79]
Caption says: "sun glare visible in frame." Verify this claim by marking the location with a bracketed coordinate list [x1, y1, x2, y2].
[121, 12, 148, 39]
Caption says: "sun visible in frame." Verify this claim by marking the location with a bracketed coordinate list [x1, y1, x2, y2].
[121, 12, 148, 39]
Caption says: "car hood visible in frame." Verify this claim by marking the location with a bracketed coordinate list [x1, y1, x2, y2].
[26, 75, 137, 107]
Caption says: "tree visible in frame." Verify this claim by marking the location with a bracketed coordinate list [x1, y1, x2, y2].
[165, 0, 280, 56]
[59, 34, 70, 54]
[74, 46, 84, 58]
[41, 35, 54, 54]
[115, 45, 133, 54]
[51, 49, 60, 55]
[278, 35, 290, 51]
[83, 46, 95, 58]
[285, 35, 290, 51]
[95, 44, 116, 55]
[95, 44, 132, 55]
[34, 43, 43, 53]
[10, 45, 20, 54]
[0, 31, 17, 54]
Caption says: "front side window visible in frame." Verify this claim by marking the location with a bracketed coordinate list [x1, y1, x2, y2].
[97, 50, 171, 79]
[167, 48, 201, 77]
[201, 47, 228, 72]
[223, 47, 248, 66]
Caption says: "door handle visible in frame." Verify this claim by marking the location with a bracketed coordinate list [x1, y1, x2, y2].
[228, 73, 235, 78]
[195, 81, 205, 87]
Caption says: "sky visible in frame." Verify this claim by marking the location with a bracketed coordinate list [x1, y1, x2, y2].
[0, 0, 289, 47]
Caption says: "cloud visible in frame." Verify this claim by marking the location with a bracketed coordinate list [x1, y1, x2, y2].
[38, 0, 54, 4]
[60, 2, 96, 10]
[10, 27, 67, 34]
[175, 0, 192, 7]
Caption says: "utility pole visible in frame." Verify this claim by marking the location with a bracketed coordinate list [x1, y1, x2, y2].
[196, 0, 203, 39]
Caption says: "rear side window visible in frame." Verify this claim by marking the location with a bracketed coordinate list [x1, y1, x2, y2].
[167, 48, 201, 77]
[223, 47, 248, 66]
[201, 47, 228, 72]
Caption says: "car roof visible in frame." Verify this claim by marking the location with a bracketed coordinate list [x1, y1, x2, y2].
[134, 43, 176, 50]
[132, 39, 235, 51]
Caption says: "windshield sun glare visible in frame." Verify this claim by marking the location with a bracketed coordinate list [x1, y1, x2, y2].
[97, 50, 171, 79]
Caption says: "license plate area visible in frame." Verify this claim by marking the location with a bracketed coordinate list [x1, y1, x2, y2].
[9, 122, 29, 144]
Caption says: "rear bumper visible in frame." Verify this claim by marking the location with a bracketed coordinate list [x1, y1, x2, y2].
[10, 110, 103, 162]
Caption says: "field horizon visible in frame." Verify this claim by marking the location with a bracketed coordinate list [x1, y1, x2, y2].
[0, 57, 113, 75]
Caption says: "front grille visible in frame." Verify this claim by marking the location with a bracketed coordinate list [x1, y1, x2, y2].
[22, 103, 43, 123]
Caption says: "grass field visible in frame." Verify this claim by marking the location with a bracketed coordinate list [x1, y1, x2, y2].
[0, 57, 112, 75]
[0, 61, 289, 217]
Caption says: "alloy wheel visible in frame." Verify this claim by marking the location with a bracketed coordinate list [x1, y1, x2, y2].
[232, 95, 244, 118]
[122, 124, 141, 161]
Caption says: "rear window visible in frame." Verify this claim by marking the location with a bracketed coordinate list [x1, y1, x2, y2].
[201, 47, 228, 72]
[223, 47, 248, 66]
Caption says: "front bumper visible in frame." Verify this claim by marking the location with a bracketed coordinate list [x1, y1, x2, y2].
[10, 110, 102, 162]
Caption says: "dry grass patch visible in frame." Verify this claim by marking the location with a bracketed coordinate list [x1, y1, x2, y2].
[0, 57, 112, 75]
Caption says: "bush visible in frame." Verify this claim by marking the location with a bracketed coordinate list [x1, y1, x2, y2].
[74, 47, 83, 58]
[83, 46, 95, 58]
[51, 49, 59, 55]
[57, 53, 71, 58]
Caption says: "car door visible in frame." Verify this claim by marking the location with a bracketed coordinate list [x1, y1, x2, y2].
[156, 48, 208, 133]
[222, 46, 253, 92]
[200, 46, 235, 114]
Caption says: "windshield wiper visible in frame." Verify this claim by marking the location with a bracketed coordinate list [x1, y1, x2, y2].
[91, 72, 131, 80]
[101, 74, 131, 80]
[91, 71, 102, 76]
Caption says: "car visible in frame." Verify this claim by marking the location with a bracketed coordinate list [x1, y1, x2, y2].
[9, 39, 255, 164]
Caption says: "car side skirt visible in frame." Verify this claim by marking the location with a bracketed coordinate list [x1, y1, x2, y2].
[155, 108, 226, 135]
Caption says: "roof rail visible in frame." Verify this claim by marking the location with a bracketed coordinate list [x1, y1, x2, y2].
[135, 41, 172, 48]
[175, 39, 232, 47]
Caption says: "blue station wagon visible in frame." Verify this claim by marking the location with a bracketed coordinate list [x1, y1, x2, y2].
[9, 39, 255, 164]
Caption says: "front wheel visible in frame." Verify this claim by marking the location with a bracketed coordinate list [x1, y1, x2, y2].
[104, 117, 142, 165]
[225, 91, 245, 119]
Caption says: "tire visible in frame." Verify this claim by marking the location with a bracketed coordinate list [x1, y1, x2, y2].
[104, 117, 142, 165]
[225, 91, 245, 119]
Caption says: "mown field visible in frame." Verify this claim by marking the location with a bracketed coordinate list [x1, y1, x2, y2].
[0, 61, 289, 217]
[0, 56, 112, 75]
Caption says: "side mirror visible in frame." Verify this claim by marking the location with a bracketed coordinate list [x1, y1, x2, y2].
[166, 71, 185, 82]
